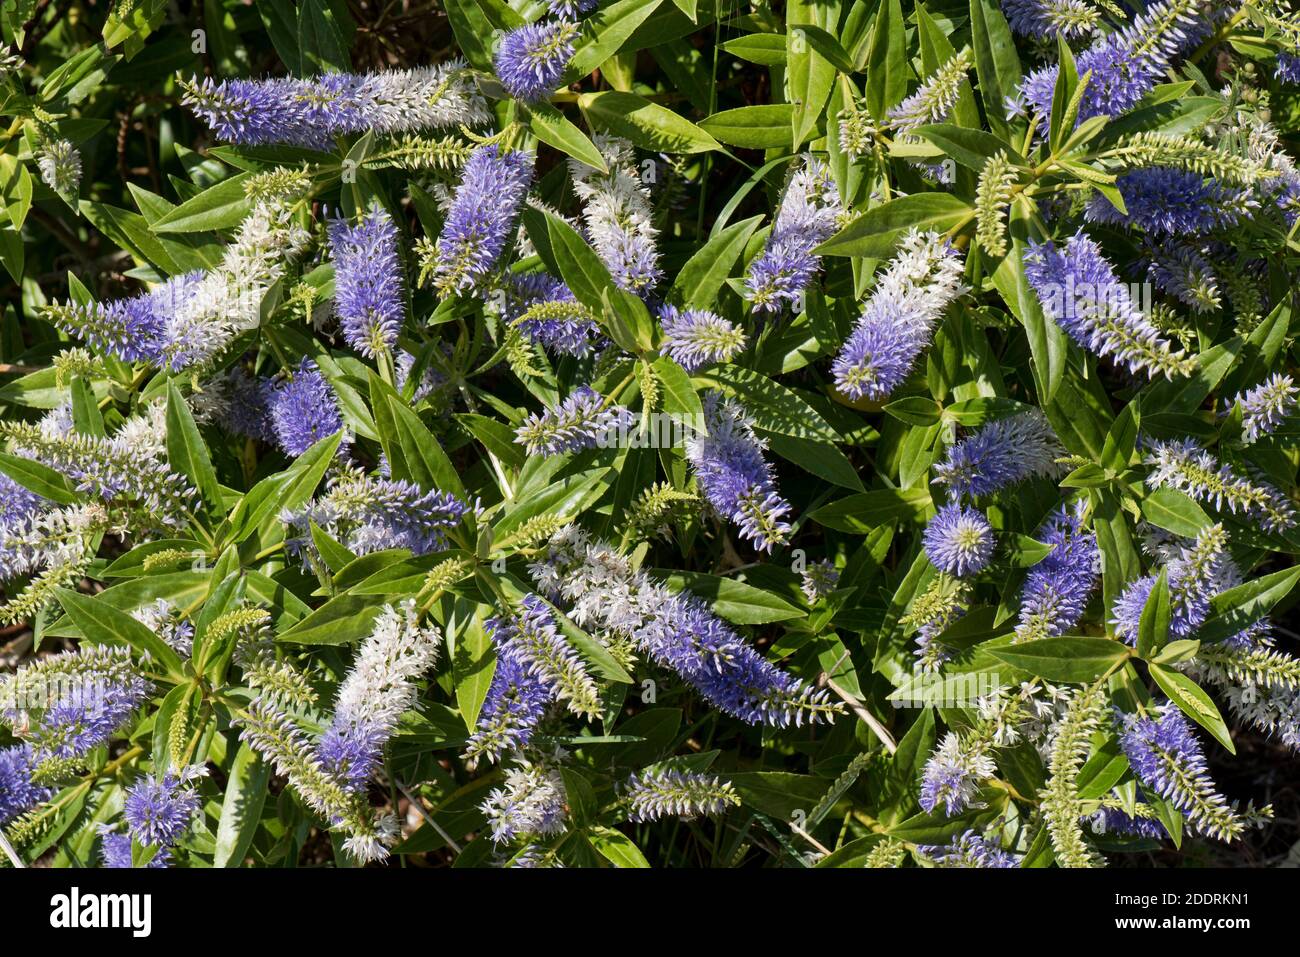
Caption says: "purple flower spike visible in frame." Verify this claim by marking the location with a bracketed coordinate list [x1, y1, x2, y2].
[328, 204, 405, 357]
[923, 504, 994, 578]
[124, 770, 203, 849]
[831, 229, 966, 402]
[685, 393, 793, 553]
[267, 360, 345, 457]
[0, 745, 52, 825]
[744, 155, 843, 314]
[1023, 231, 1193, 379]
[1085, 168, 1251, 236]
[659, 304, 745, 371]
[494, 21, 579, 103]
[431, 145, 534, 296]
[1015, 505, 1099, 642]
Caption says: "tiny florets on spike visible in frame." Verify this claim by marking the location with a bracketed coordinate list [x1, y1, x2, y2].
[0, 645, 151, 773]
[1023, 231, 1195, 380]
[429, 145, 534, 296]
[923, 504, 994, 578]
[624, 768, 741, 822]
[481, 760, 568, 842]
[1118, 703, 1246, 841]
[1143, 240, 1222, 314]
[529, 526, 843, 728]
[1000, 0, 1101, 40]
[0, 745, 52, 825]
[465, 619, 556, 763]
[501, 273, 605, 357]
[1278, 52, 1300, 84]
[328, 203, 405, 358]
[514, 385, 634, 457]
[1018, 1, 1223, 128]
[831, 228, 967, 402]
[266, 360, 345, 457]
[569, 135, 661, 294]
[920, 731, 997, 816]
[132, 599, 195, 657]
[975, 150, 1018, 257]
[658, 304, 746, 371]
[182, 64, 488, 148]
[933, 410, 1066, 499]
[1015, 505, 1100, 643]
[1144, 438, 1296, 531]
[685, 392, 793, 552]
[494, 20, 579, 103]
[917, 828, 1020, 867]
[744, 155, 843, 314]
[123, 767, 205, 850]
[317, 601, 440, 793]
[887, 50, 972, 133]
[1231, 373, 1298, 444]
[497, 594, 599, 719]
[37, 139, 81, 195]
[1085, 167, 1253, 236]
[1113, 523, 1228, 645]
[98, 827, 172, 869]
[284, 466, 467, 562]
[800, 559, 840, 604]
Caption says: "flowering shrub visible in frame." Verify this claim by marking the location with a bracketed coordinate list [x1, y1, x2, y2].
[1, 0, 1299, 871]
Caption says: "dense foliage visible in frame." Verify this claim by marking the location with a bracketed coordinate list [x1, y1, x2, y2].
[1, 0, 1299, 869]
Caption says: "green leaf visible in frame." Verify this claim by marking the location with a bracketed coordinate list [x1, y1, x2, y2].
[650, 355, 703, 427]
[810, 488, 931, 533]
[817, 193, 972, 259]
[1136, 567, 1170, 660]
[884, 396, 942, 427]
[989, 637, 1129, 683]
[730, 771, 830, 820]
[55, 587, 186, 679]
[692, 365, 838, 442]
[969, 0, 1020, 135]
[720, 33, 786, 66]
[567, 0, 664, 78]
[1100, 398, 1140, 471]
[787, 4, 836, 148]
[213, 743, 271, 867]
[914, 124, 1022, 171]
[993, 201, 1067, 406]
[862, 0, 907, 117]
[441, 0, 495, 71]
[1139, 487, 1212, 538]
[297, 0, 351, 73]
[276, 592, 381, 646]
[386, 392, 465, 499]
[699, 104, 799, 149]
[669, 214, 761, 310]
[1198, 567, 1300, 645]
[523, 207, 616, 316]
[150, 172, 254, 233]
[166, 381, 222, 522]
[766, 433, 865, 492]
[0, 451, 79, 505]
[523, 101, 608, 172]
[658, 570, 803, 624]
[453, 602, 495, 732]
[69, 377, 104, 436]
[227, 431, 342, 543]
[588, 825, 651, 867]
[578, 91, 720, 154]
[1148, 663, 1236, 755]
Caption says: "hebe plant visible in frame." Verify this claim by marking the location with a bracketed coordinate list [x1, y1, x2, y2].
[0, 0, 1298, 870]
